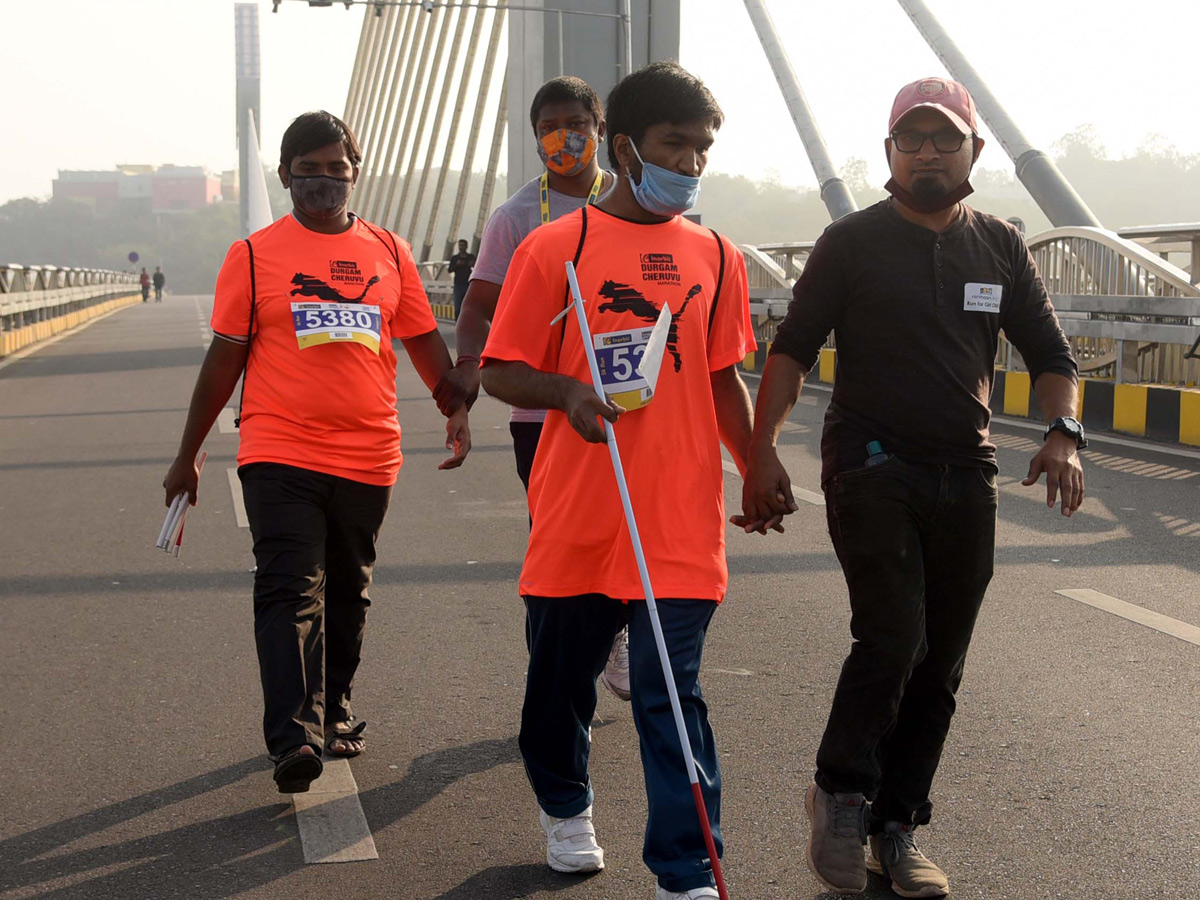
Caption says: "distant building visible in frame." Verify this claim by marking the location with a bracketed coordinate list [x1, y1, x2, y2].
[53, 165, 221, 213]
[220, 169, 239, 204]
[152, 165, 221, 212]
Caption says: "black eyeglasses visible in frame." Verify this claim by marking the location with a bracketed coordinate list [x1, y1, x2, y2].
[890, 130, 972, 153]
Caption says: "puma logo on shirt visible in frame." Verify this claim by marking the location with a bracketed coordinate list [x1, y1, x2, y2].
[290, 272, 380, 303]
[597, 280, 701, 372]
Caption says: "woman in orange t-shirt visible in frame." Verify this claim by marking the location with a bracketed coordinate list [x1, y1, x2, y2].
[483, 64, 758, 900]
[162, 112, 471, 794]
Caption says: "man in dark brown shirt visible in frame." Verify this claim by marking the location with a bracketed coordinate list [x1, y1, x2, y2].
[740, 78, 1086, 897]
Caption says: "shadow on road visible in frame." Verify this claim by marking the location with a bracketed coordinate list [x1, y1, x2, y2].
[0, 347, 204, 380]
[430, 863, 593, 899]
[0, 737, 524, 899]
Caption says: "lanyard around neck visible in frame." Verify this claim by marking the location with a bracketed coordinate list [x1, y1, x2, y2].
[540, 171, 605, 225]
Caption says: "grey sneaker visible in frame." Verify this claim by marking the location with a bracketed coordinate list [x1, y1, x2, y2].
[867, 821, 949, 898]
[804, 782, 868, 894]
[599, 626, 631, 701]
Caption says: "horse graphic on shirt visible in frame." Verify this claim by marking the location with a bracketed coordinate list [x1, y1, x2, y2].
[290, 273, 380, 303]
[597, 280, 702, 372]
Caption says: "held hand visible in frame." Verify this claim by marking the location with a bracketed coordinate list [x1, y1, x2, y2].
[1021, 432, 1084, 516]
[432, 361, 480, 417]
[564, 381, 624, 443]
[163, 455, 200, 508]
[439, 407, 472, 470]
[734, 444, 799, 535]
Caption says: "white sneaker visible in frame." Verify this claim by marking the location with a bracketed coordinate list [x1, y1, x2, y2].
[539, 805, 605, 873]
[599, 626, 632, 701]
[656, 887, 719, 899]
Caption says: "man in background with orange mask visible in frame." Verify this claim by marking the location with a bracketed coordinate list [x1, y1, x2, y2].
[436, 76, 632, 701]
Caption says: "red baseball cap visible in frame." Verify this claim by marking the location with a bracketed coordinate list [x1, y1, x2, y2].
[889, 77, 977, 135]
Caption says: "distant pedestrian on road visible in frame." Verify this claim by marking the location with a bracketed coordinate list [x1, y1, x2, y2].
[482, 62, 756, 900]
[447, 239, 475, 318]
[162, 110, 471, 795]
[140, 268, 150, 302]
[153, 266, 165, 302]
[741, 77, 1086, 897]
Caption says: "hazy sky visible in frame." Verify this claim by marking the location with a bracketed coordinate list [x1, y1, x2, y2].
[2, 0, 1196, 204]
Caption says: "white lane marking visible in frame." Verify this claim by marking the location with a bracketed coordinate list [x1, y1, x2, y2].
[292, 758, 379, 863]
[227, 467, 249, 528]
[1056, 589, 1200, 648]
[791, 486, 825, 506]
[709, 667, 754, 676]
[720, 458, 824, 505]
[195, 297, 211, 348]
[217, 408, 239, 434]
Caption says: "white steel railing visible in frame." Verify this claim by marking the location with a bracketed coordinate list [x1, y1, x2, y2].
[1, 265, 140, 330]
[1026, 227, 1200, 385]
[739, 229, 1200, 386]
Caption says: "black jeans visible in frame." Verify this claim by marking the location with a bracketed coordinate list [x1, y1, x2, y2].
[239, 463, 391, 758]
[510, 421, 544, 492]
[817, 456, 997, 829]
[452, 282, 468, 318]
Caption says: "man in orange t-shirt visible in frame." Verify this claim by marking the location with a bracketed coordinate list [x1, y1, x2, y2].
[162, 111, 470, 794]
[482, 63, 756, 900]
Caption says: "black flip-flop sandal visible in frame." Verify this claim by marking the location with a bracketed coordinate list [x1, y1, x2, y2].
[273, 746, 323, 793]
[324, 720, 367, 759]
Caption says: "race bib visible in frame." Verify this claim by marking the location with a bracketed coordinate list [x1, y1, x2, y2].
[291, 302, 383, 353]
[964, 283, 1002, 313]
[594, 325, 657, 411]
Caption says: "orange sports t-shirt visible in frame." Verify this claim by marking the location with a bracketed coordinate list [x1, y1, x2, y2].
[210, 214, 437, 486]
[482, 206, 755, 602]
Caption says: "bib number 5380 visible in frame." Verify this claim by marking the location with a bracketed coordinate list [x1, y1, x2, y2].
[303, 308, 375, 330]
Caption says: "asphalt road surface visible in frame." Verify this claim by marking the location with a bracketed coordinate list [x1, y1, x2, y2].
[2, 298, 1198, 899]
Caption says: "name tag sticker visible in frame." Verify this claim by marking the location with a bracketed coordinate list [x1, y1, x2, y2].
[964, 283, 1002, 313]
[291, 302, 383, 353]
[594, 325, 657, 411]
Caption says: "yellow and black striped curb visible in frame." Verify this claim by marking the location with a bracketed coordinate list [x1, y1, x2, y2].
[993, 369, 1200, 446]
[740, 343, 1199, 447]
[431, 302, 456, 321]
[0, 293, 142, 358]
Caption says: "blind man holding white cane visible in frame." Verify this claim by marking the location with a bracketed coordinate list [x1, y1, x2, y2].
[482, 63, 758, 900]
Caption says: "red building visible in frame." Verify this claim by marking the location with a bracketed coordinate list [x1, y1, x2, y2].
[151, 165, 222, 213]
[53, 165, 221, 213]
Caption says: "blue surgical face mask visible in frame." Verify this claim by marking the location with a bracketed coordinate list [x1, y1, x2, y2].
[626, 139, 701, 216]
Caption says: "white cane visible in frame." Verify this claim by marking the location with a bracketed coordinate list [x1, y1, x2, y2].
[560, 261, 730, 900]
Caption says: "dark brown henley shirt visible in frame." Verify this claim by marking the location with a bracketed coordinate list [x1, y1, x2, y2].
[770, 199, 1078, 483]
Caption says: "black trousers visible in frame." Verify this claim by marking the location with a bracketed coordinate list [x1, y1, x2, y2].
[239, 462, 391, 758]
[510, 421, 544, 492]
[817, 457, 997, 829]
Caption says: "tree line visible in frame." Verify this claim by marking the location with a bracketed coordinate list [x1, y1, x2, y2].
[1, 129, 1196, 294]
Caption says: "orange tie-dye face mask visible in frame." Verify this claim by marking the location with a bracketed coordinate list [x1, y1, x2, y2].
[536, 129, 597, 177]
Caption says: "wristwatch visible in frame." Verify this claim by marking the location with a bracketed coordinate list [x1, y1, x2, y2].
[1044, 416, 1087, 449]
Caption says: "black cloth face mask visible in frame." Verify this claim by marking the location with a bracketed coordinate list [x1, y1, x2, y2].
[884, 176, 974, 215]
[289, 174, 353, 219]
